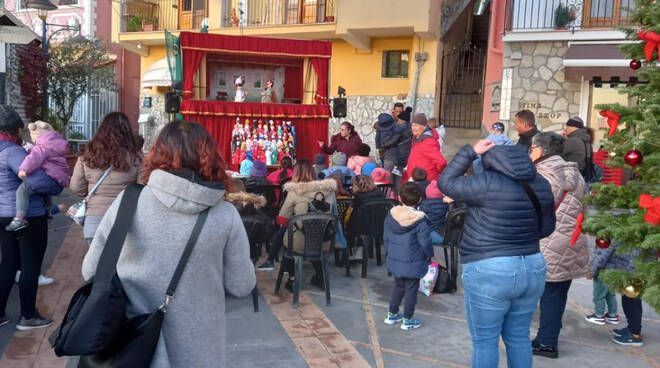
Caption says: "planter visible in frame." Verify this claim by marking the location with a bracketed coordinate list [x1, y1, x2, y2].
[142, 23, 156, 31]
[325, 15, 335, 22]
[555, 26, 568, 30]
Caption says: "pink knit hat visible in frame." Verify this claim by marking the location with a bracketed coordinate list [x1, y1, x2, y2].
[370, 168, 390, 183]
[425, 180, 443, 199]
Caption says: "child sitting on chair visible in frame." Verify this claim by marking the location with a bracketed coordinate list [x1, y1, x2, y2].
[419, 180, 448, 245]
[383, 182, 433, 330]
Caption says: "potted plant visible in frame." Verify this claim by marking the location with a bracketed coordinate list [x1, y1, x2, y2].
[554, 3, 571, 29]
[126, 15, 144, 32]
[325, 0, 335, 22]
[142, 16, 158, 31]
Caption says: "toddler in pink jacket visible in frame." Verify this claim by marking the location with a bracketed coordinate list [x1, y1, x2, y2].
[6, 121, 71, 231]
[347, 143, 375, 175]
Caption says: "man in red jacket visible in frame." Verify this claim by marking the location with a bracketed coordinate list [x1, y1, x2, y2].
[405, 114, 447, 182]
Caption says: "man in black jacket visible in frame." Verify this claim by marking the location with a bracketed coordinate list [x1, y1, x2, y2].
[515, 109, 540, 149]
[438, 141, 556, 367]
[562, 116, 591, 173]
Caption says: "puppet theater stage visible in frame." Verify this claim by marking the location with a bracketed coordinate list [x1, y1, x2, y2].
[179, 32, 331, 167]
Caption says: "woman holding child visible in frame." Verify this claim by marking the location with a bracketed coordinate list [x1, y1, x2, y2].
[0, 106, 63, 330]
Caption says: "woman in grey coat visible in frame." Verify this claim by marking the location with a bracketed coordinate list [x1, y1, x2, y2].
[82, 121, 256, 367]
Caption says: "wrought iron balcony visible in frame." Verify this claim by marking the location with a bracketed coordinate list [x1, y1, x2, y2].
[121, 0, 208, 33]
[223, 0, 336, 28]
[505, 0, 635, 31]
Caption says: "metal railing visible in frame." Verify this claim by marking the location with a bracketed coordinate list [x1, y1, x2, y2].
[223, 0, 336, 28]
[120, 0, 207, 32]
[505, 0, 635, 31]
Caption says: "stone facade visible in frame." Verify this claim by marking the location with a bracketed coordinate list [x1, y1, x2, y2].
[329, 94, 435, 150]
[139, 94, 168, 150]
[502, 41, 581, 137]
[5, 44, 27, 122]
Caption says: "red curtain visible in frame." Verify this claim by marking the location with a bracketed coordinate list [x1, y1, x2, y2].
[180, 32, 332, 58]
[182, 48, 204, 99]
[181, 100, 329, 166]
[310, 58, 328, 104]
[180, 32, 330, 101]
[284, 66, 302, 100]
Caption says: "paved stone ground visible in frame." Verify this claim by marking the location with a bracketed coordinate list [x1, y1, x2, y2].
[0, 191, 658, 367]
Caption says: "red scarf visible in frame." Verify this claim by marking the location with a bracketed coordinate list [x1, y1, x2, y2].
[0, 132, 21, 145]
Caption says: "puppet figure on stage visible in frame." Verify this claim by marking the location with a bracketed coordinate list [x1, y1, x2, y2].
[234, 76, 247, 102]
[260, 80, 278, 103]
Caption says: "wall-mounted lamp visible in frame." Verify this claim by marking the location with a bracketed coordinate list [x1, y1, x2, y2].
[137, 42, 143, 49]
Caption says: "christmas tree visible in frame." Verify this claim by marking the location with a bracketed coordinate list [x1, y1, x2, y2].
[582, 0, 660, 312]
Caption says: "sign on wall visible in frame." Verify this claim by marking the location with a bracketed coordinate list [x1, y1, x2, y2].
[499, 68, 512, 121]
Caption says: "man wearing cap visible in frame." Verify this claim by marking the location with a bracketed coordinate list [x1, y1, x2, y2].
[473, 122, 514, 173]
[405, 113, 447, 182]
[562, 116, 591, 173]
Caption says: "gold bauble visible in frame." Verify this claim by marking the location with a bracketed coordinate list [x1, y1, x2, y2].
[622, 279, 645, 299]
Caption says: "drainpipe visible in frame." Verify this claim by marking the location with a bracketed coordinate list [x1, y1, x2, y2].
[411, 51, 428, 115]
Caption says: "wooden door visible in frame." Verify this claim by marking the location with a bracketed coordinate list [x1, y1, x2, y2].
[583, 0, 635, 28]
[179, 0, 192, 29]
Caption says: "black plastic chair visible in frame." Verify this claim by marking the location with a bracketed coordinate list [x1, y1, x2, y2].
[274, 213, 337, 308]
[437, 205, 465, 281]
[377, 184, 395, 199]
[334, 198, 353, 273]
[351, 199, 395, 278]
[241, 214, 270, 313]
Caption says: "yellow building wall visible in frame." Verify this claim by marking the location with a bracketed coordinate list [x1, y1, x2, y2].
[330, 37, 438, 97]
[141, 46, 167, 95]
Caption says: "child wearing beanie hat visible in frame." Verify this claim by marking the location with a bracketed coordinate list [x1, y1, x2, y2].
[419, 180, 448, 245]
[6, 121, 71, 231]
[361, 162, 377, 176]
[321, 151, 355, 183]
[370, 167, 391, 185]
[313, 153, 327, 179]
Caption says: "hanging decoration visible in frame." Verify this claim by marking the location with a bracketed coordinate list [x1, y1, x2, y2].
[637, 30, 660, 62]
[629, 59, 642, 70]
[639, 193, 660, 226]
[570, 213, 584, 246]
[622, 279, 646, 299]
[624, 149, 643, 166]
[596, 238, 611, 249]
[599, 110, 620, 138]
[231, 118, 297, 168]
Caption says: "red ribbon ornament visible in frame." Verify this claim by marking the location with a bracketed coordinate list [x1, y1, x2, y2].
[570, 213, 584, 246]
[637, 30, 660, 62]
[639, 194, 660, 226]
[599, 110, 620, 137]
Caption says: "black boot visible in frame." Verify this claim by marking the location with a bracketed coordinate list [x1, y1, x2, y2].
[310, 274, 325, 291]
[532, 339, 558, 359]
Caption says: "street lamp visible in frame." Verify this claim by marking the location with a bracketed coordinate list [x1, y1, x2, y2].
[25, 0, 80, 121]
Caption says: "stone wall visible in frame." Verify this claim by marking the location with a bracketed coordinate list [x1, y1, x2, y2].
[502, 41, 581, 136]
[329, 94, 435, 150]
[138, 94, 168, 151]
[5, 45, 27, 123]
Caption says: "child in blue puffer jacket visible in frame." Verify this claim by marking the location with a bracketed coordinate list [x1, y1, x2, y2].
[383, 182, 433, 331]
[585, 240, 643, 346]
[419, 180, 448, 244]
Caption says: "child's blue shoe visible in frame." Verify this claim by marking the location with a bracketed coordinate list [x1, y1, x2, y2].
[384, 312, 403, 325]
[400, 318, 421, 330]
[612, 330, 643, 346]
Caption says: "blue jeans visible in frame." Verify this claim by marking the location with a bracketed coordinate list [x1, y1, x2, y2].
[462, 253, 546, 368]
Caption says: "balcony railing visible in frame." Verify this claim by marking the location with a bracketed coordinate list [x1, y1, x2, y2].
[223, 0, 336, 28]
[121, 0, 207, 33]
[505, 0, 635, 31]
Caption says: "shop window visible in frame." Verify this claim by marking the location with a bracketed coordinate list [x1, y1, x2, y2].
[382, 50, 409, 79]
[588, 83, 632, 146]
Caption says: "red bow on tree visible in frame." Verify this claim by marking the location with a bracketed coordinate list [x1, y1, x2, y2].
[570, 213, 585, 246]
[637, 30, 660, 62]
[599, 110, 620, 137]
[639, 194, 660, 226]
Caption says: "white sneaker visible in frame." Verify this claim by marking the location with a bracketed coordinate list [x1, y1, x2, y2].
[15, 271, 54, 286]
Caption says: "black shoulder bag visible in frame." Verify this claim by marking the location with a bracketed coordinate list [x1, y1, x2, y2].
[517, 180, 543, 232]
[79, 208, 210, 368]
[51, 184, 144, 356]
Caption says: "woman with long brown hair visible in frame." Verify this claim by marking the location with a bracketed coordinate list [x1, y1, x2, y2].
[82, 120, 255, 367]
[70, 112, 144, 243]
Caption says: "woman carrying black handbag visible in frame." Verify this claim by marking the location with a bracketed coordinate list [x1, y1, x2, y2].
[79, 121, 256, 367]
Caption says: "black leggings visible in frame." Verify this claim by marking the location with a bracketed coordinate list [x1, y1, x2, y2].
[0, 216, 48, 319]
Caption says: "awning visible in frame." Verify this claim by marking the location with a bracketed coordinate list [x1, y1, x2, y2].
[0, 9, 39, 44]
[563, 44, 637, 81]
[141, 58, 171, 88]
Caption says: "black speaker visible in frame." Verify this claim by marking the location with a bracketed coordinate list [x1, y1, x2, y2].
[165, 91, 181, 113]
[332, 97, 347, 118]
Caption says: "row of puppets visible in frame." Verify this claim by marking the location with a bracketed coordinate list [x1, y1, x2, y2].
[231, 118, 297, 167]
